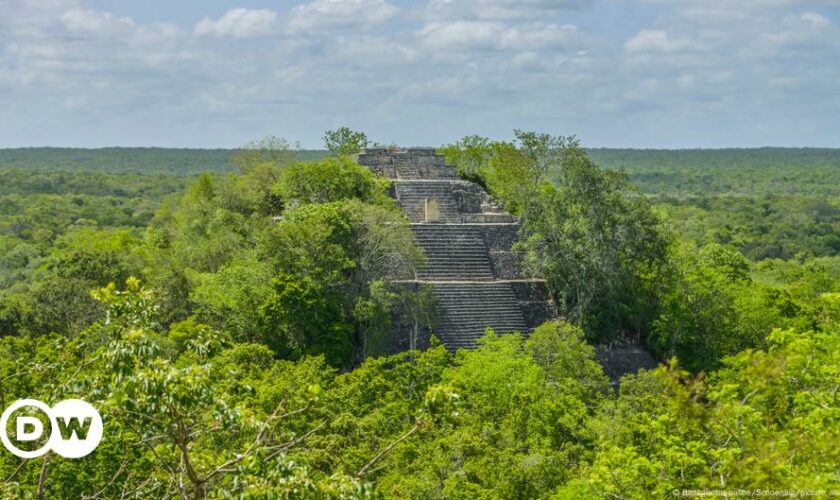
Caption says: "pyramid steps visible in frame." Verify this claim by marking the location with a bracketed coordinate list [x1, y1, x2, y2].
[356, 148, 554, 352]
[432, 282, 529, 350]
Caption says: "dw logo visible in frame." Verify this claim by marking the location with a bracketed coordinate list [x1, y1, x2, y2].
[0, 399, 103, 459]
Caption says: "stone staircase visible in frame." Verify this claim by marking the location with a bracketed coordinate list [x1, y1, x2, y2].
[432, 282, 529, 350]
[412, 224, 494, 280]
[357, 148, 555, 351]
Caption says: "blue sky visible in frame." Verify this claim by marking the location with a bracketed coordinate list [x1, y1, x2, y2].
[1, 0, 839, 148]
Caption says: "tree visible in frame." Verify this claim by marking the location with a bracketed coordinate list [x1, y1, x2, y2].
[513, 129, 569, 186]
[324, 127, 369, 157]
[574, 324, 840, 497]
[274, 156, 390, 208]
[0, 278, 373, 498]
[651, 242, 817, 372]
[437, 135, 493, 185]
[514, 138, 668, 341]
[393, 284, 438, 352]
[189, 251, 274, 343]
[374, 325, 608, 498]
[258, 200, 423, 365]
[233, 136, 299, 172]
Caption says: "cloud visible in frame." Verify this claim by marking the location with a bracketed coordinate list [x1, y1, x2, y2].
[513, 51, 541, 67]
[419, 21, 504, 50]
[61, 8, 135, 36]
[289, 0, 398, 31]
[423, 0, 590, 21]
[639, 0, 840, 6]
[1, 0, 839, 148]
[800, 12, 831, 28]
[625, 30, 693, 53]
[329, 36, 420, 65]
[499, 23, 578, 50]
[194, 8, 278, 38]
[131, 23, 182, 46]
[417, 21, 579, 52]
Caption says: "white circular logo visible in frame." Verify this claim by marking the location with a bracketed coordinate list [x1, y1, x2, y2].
[0, 399, 103, 459]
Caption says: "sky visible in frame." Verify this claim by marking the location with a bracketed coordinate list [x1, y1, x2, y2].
[1, 0, 839, 149]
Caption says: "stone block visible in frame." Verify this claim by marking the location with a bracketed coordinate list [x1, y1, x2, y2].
[488, 251, 522, 279]
[519, 301, 557, 328]
[508, 280, 550, 300]
[477, 224, 520, 251]
[415, 155, 440, 168]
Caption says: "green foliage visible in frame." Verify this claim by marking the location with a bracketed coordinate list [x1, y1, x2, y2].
[590, 149, 840, 260]
[258, 200, 423, 366]
[0, 285, 609, 498]
[44, 228, 145, 284]
[1, 228, 147, 336]
[324, 127, 369, 157]
[233, 136, 300, 172]
[442, 135, 839, 379]
[483, 141, 534, 215]
[372, 324, 608, 498]
[437, 135, 493, 185]
[0, 169, 179, 289]
[0, 279, 377, 497]
[3, 142, 840, 497]
[576, 325, 840, 496]
[274, 156, 391, 207]
[520, 160, 666, 339]
[189, 252, 274, 343]
[0, 255, 836, 499]
[0, 167, 184, 336]
[141, 162, 288, 326]
[651, 242, 820, 372]
[262, 271, 354, 364]
[658, 195, 840, 260]
[140, 153, 424, 365]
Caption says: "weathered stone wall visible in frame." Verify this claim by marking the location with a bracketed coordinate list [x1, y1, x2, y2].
[474, 224, 519, 251]
[507, 280, 550, 299]
[488, 251, 521, 279]
[596, 341, 659, 385]
[357, 148, 457, 179]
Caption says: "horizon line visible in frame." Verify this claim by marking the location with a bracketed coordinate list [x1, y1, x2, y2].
[1, 145, 839, 152]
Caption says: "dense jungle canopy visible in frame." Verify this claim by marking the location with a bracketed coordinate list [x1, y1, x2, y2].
[0, 131, 838, 498]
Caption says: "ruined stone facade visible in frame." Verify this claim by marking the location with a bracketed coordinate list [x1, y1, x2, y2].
[357, 148, 556, 352]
